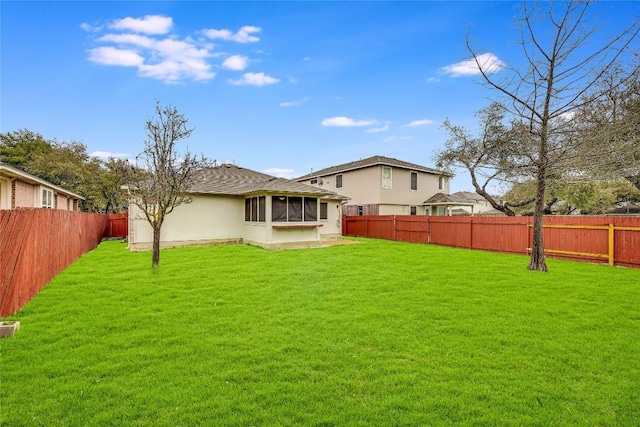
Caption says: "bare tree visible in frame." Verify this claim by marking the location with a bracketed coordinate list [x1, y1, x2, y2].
[467, 1, 639, 271]
[128, 101, 209, 268]
[573, 58, 640, 189]
[435, 102, 539, 216]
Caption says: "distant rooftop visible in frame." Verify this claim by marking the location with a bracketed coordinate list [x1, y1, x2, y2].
[295, 155, 452, 181]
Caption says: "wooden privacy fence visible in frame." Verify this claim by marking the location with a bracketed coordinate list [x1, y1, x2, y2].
[0, 209, 107, 317]
[105, 213, 128, 238]
[343, 215, 640, 268]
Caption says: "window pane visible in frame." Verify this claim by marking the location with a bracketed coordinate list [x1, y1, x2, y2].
[304, 197, 317, 221]
[411, 172, 417, 190]
[410, 206, 417, 215]
[245, 198, 251, 221]
[288, 197, 303, 222]
[382, 167, 392, 189]
[320, 202, 328, 220]
[272, 196, 287, 222]
[258, 196, 266, 222]
[336, 174, 343, 188]
[251, 197, 258, 221]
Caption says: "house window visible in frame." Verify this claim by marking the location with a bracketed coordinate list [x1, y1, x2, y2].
[41, 188, 54, 209]
[437, 206, 447, 216]
[357, 205, 363, 216]
[438, 176, 445, 190]
[310, 178, 318, 185]
[272, 196, 317, 222]
[320, 202, 328, 220]
[245, 196, 266, 222]
[336, 174, 343, 189]
[410, 206, 417, 215]
[410, 171, 418, 191]
[382, 166, 392, 189]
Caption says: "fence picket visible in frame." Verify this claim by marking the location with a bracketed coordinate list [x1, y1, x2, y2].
[343, 215, 640, 268]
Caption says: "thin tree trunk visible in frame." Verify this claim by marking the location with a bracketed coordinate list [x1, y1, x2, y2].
[152, 226, 161, 269]
[528, 167, 548, 272]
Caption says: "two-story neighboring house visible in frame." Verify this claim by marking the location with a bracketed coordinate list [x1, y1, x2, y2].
[0, 162, 83, 210]
[295, 155, 453, 216]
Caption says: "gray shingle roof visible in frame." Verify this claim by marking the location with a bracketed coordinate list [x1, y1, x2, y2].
[295, 155, 452, 181]
[189, 164, 342, 198]
[423, 192, 475, 204]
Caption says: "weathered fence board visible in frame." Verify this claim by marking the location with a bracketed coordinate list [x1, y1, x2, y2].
[343, 215, 640, 268]
[0, 209, 107, 317]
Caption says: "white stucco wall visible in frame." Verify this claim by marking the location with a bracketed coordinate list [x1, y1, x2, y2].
[130, 194, 244, 250]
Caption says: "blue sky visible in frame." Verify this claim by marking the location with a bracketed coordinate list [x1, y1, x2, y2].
[2, 1, 637, 193]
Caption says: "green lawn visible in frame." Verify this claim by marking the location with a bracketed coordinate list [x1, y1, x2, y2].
[2, 239, 639, 426]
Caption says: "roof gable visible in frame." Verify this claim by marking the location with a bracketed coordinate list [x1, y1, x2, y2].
[295, 155, 452, 181]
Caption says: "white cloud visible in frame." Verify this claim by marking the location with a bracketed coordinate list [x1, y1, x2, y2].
[280, 97, 309, 107]
[203, 25, 261, 43]
[109, 15, 173, 35]
[425, 77, 440, 84]
[88, 46, 144, 66]
[87, 28, 214, 82]
[321, 116, 377, 127]
[229, 72, 280, 86]
[80, 22, 102, 32]
[98, 33, 156, 49]
[91, 151, 131, 159]
[222, 54, 249, 70]
[407, 119, 434, 127]
[366, 125, 389, 133]
[264, 168, 296, 179]
[384, 135, 413, 143]
[441, 52, 505, 77]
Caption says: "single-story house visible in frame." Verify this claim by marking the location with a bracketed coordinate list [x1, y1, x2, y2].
[0, 162, 83, 211]
[423, 192, 507, 216]
[126, 164, 347, 251]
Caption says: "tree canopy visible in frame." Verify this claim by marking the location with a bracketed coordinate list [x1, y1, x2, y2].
[0, 129, 131, 213]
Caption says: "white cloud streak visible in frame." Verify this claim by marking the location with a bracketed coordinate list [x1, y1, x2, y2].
[222, 54, 249, 70]
[321, 116, 377, 127]
[229, 72, 280, 86]
[109, 15, 173, 35]
[280, 97, 309, 107]
[407, 119, 434, 127]
[365, 125, 389, 133]
[441, 52, 505, 77]
[203, 25, 261, 43]
[264, 168, 296, 179]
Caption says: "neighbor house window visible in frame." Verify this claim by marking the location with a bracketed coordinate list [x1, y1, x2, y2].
[320, 202, 328, 220]
[41, 188, 54, 209]
[336, 174, 343, 189]
[272, 196, 317, 222]
[382, 166, 392, 189]
[438, 176, 445, 190]
[357, 205, 363, 216]
[410, 206, 417, 215]
[310, 178, 318, 184]
[245, 196, 266, 222]
[437, 206, 447, 216]
[410, 171, 418, 191]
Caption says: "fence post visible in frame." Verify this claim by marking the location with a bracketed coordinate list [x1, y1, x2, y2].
[393, 215, 397, 241]
[608, 223, 614, 266]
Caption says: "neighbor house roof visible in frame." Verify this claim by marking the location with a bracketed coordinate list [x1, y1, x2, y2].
[0, 162, 84, 200]
[423, 192, 474, 205]
[189, 164, 344, 199]
[295, 155, 452, 181]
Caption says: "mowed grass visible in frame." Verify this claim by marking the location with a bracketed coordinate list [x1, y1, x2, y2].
[1, 239, 640, 426]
